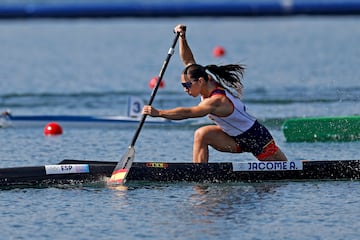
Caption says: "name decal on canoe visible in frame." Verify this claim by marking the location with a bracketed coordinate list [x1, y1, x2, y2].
[232, 161, 303, 171]
[45, 164, 90, 175]
[146, 162, 168, 168]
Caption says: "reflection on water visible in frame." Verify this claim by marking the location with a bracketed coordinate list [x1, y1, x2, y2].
[188, 183, 281, 222]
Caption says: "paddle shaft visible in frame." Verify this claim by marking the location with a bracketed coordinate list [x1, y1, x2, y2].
[130, 32, 180, 147]
[109, 32, 180, 184]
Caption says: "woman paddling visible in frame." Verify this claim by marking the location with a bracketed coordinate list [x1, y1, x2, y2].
[142, 24, 288, 163]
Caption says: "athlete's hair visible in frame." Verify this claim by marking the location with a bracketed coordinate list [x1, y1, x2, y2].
[182, 63, 246, 98]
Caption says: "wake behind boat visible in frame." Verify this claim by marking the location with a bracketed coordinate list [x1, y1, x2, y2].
[0, 159, 359, 189]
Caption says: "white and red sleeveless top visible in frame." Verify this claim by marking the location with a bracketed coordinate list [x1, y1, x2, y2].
[206, 88, 256, 136]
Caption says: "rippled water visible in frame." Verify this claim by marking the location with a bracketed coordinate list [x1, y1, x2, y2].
[0, 14, 359, 240]
[1, 181, 360, 240]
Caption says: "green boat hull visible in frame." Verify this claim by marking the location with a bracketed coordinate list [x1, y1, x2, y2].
[282, 116, 360, 142]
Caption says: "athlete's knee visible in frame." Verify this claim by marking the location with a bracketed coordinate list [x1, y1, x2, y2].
[194, 127, 208, 142]
[195, 128, 219, 148]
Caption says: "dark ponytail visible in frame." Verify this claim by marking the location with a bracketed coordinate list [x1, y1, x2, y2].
[204, 64, 245, 90]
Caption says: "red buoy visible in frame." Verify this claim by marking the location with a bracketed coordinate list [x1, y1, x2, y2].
[44, 122, 63, 136]
[213, 46, 226, 58]
[149, 76, 165, 89]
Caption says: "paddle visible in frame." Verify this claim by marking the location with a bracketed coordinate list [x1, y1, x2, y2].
[108, 31, 180, 185]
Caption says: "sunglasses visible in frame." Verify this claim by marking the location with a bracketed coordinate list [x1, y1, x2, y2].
[181, 79, 198, 90]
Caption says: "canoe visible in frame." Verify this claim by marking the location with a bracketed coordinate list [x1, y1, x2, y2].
[0, 96, 178, 128]
[0, 114, 175, 128]
[282, 116, 360, 142]
[0, 159, 359, 189]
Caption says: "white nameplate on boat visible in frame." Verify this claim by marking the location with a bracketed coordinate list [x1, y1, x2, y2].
[45, 164, 90, 175]
[232, 161, 303, 171]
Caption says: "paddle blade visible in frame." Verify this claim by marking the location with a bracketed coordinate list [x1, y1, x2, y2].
[108, 146, 135, 185]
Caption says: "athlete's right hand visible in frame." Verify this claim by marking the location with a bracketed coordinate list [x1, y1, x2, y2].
[174, 24, 187, 38]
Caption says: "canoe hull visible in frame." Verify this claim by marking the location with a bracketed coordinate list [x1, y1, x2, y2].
[0, 159, 359, 188]
[1, 115, 174, 128]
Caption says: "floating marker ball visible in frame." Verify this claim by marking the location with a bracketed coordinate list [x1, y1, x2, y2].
[212, 46, 226, 57]
[44, 122, 63, 136]
[149, 76, 165, 89]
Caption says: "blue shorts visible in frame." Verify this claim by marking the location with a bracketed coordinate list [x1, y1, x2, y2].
[232, 120, 278, 159]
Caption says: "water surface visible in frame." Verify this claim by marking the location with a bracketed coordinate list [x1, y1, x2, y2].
[0, 16, 359, 240]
